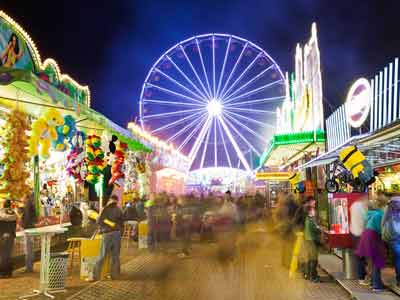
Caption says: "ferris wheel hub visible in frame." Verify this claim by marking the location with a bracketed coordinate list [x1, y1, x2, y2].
[207, 99, 223, 117]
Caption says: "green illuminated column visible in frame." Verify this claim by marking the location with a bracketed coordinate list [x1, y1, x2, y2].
[33, 155, 40, 217]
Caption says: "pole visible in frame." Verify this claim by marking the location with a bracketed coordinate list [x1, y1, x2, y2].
[33, 155, 41, 217]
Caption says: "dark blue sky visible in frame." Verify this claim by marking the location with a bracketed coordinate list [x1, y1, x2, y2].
[3, 0, 399, 127]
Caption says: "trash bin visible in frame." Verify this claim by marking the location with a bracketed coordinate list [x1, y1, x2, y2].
[48, 252, 69, 291]
[342, 248, 357, 279]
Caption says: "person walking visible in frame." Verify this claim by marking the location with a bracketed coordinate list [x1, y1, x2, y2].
[355, 196, 387, 292]
[21, 193, 37, 273]
[350, 196, 368, 284]
[0, 199, 17, 278]
[382, 196, 400, 288]
[93, 195, 123, 281]
[303, 196, 321, 282]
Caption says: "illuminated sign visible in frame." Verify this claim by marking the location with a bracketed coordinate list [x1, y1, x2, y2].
[346, 78, 371, 128]
[256, 172, 290, 181]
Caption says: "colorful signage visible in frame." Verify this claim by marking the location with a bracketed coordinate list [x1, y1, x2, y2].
[346, 78, 371, 128]
[256, 172, 290, 181]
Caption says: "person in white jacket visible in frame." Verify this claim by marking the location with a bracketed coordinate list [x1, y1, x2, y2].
[350, 196, 368, 283]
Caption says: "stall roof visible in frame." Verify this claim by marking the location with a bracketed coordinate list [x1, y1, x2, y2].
[259, 130, 325, 168]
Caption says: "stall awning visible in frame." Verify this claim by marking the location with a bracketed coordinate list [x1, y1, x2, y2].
[259, 130, 326, 168]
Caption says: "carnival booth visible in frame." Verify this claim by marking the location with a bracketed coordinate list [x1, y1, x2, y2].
[257, 23, 326, 201]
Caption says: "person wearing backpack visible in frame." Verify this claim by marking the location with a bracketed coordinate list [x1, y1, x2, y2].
[382, 196, 400, 288]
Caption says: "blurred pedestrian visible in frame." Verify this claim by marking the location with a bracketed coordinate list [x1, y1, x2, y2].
[93, 195, 123, 281]
[21, 193, 36, 273]
[355, 196, 387, 292]
[0, 199, 17, 278]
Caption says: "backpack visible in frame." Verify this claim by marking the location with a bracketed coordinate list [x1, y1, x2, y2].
[382, 210, 400, 242]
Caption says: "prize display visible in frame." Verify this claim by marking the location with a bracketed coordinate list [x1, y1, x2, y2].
[0, 109, 31, 199]
[124, 150, 137, 192]
[66, 131, 87, 183]
[29, 108, 64, 158]
[52, 115, 77, 151]
[85, 135, 105, 184]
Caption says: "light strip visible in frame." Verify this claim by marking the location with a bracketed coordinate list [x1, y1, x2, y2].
[224, 112, 266, 142]
[226, 107, 276, 114]
[214, 118, 217, 167]
[177, 115, 208, 151]
[374, 74, 379, 131]
[378, 71, 383, 128]
[217, 118, 232, 168]
[195, 38, 213, 98]
[188, 116, 212, 161]
[212, 35, 216, 98]
[388, 63, 393, 124]
[225, 95, 285, 107]
[216, 37, 232, 98]
[383, 66, 388, 126]
[166, 113, 206, 143]
[218, 115, 251, 172]
[370, 79, 374, 132]
[143, 98, 202, 107]
[200, 120, 212, 169]
[154, 68, 206, 103]
[179, 45, 211, 99]
[224, 110, 275, 128]
[166, 55, 208, 100]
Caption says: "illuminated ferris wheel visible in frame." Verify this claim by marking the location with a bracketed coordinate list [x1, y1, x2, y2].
[139, 34, 286, 171]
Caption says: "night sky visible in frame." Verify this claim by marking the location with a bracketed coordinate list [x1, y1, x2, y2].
[2, 0, 399, 127]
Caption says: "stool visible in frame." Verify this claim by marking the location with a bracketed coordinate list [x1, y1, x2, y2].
[122, 222, 136, 248]
[66, 237, 83, 270]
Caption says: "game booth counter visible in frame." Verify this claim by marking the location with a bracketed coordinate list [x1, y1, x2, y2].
[297, 57, 400, 279]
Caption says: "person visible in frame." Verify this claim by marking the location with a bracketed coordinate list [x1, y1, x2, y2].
[274, 192, 299, 269]
[21, 193, 37, 273]
[382, 196, 400, 288]
[355, 196, 387, 292]
[136, 198, 146, 221]
[68, 203, 83, 237]
[177, 196, 195, 258]
[0, 199, 17, 278]
[303, 196, 321, 282]
[350, 196, 368, 284]
[93, 195, 123, 281]
[1, 33, 24, 68]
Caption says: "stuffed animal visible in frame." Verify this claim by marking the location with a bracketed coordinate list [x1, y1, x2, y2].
[53, 115, 77, 151]
[109, 141, 127, 187]
[85, 134, 106, 185]
[66, 131, 87, 183]
[29, 108, 64, 158]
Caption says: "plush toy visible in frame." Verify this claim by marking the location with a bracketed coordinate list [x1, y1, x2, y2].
[53, 115, 77, 151]
[0, 109, 31, 199]
[29, 108, 64, 158]
[109, 141, 127, 187]
[66, 131, 87, 183]
[85, 134, 106, 185]
[124, 151, 137, 192]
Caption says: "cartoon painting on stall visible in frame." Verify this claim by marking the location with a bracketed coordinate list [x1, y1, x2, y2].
[0, 16, 33, 70]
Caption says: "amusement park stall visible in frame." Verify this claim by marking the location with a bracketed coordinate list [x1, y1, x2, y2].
[0, 10, 151, 259]
[257, 23, 326, 201]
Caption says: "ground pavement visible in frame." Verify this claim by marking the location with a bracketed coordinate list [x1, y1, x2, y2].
[4, 222, 351, 300]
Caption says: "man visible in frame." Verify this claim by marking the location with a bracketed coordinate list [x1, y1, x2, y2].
[0, 199, 17, 278]
[93, 195, 123, 281]
[21, 193, 37, 273]
[350, 196, 368, 284]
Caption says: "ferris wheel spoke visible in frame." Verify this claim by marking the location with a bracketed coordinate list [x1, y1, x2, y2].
[188, 117, 213, 167]
[146, 83, 205, 104]
[224, 96, 285, 107]
[216, 36, 232, 98]
[224, 79, 283, 103]
[151, 110, 204, 134]
[226, 107, 276, 114]
[200, 120, 212, 169]
[177, 115, 208, 151]
[166, 55, 209, 100]
[154, 68, 206, 103]
[212, 36, 217, 98]
[224, 112, 266, 142]
[220, 52, 262, 100]
[218, 115, 251, 172]
[223, 115, 260, 156]
[213, 118, 217, 167]
[143, 99, 202, 107]
[179, 45, 212, 99]
[217, 118, 232, 168]
[224, 110, 275, 128]
[223, 64, 275, 103]
[167, 112, 207, 143]
[219, 42, 248, 99]
[143, 107, 203, 120]
[195, 39, 213, 99]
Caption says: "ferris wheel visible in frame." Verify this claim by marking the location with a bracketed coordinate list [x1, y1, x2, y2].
[139, 34, 286, 172]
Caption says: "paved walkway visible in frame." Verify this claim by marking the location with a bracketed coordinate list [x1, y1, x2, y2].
[64, 223, 349, 300]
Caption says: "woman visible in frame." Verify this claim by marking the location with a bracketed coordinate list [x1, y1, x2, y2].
[355, 196, 387, 292]
[1, 33, 24, 68]
[0, 199, 17, 278]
